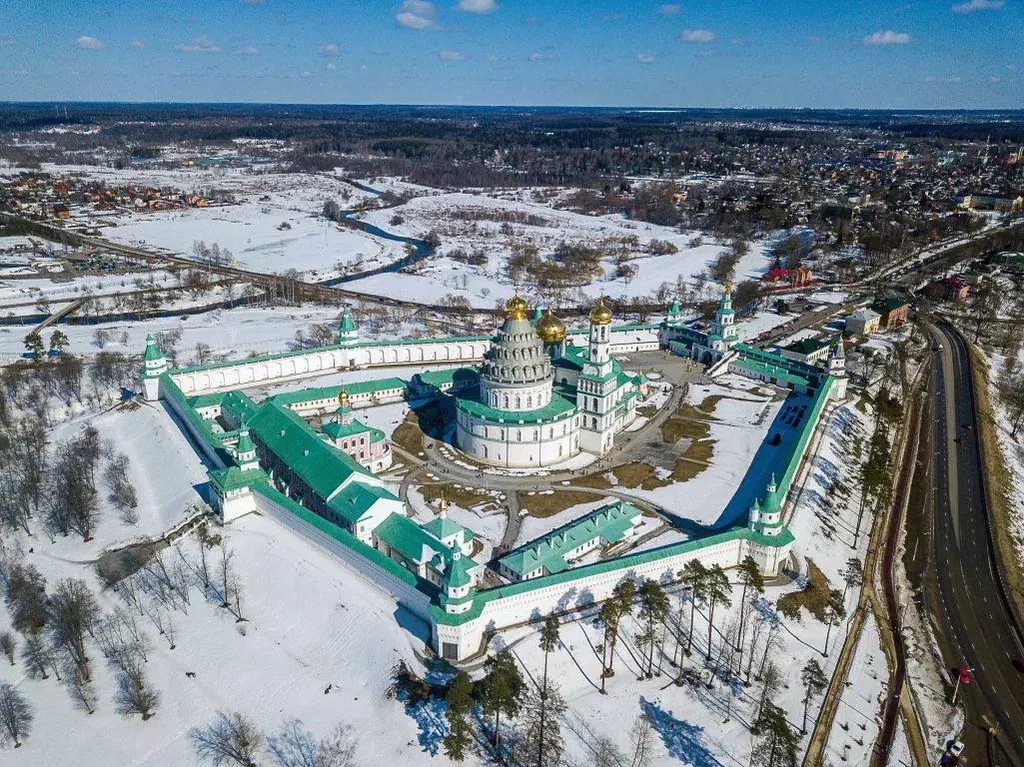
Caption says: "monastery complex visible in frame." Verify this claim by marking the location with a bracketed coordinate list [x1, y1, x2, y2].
[140, 292, 847, 661]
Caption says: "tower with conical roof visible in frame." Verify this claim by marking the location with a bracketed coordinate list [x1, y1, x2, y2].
[141, 334, 168, 401]
[750, 473, 785, 536]
[234, 423, 260, 471]
[439, 549, 476, 615]
[336, 307, 359, 347]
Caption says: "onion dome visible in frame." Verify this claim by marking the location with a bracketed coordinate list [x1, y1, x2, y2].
[536, 308, 567, 343]
[337, 386, 351, 410]
[588, 295, 613, 326]
[505, 293, 528, 321]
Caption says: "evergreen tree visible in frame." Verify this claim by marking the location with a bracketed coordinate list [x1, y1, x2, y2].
[755, 660, 782, 725]
[751, 702, 798, 767]
[442, 670, 474, 762]
[24, 333, 44, 361]
[822, 589, 847, 657]
[49, 330, 70, 354]
[514, 682, 566, 767]
[840, 558, 863, 600]
[479, 650, 524, 750]
[597, 600, 621, 693]
[638, 580, 669, 678]
[800, 657, 827, 734]
[704, 564, 732, 663]
[735, 556, 764, 676]
[679, 560, 707, 656]
[537, 614, 561, 767]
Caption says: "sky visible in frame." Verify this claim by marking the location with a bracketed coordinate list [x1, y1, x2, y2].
[0, 0, 1021, 109]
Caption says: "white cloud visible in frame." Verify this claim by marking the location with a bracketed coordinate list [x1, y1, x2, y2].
[0, 37, 15, 46]
[455, 0, 498, 13]
[805, 34, 822, 42]
[320, 43, 340, 56]
[12, 68, 29, 76]
[326, 62, 337, 70]
[524, 15, 540, 25]
[952, 0, 1003, 12]
[729, 37, 744, 45]
[240, 0, 266, 5]
[636, 53, 655, 63]
[439, 49, 465, 60]
[658, 4, 682, 14]
[290, 70, 313, 78]
[396, 0, 438, 29]
[75, 35, 104, 50]
[485, 53, 498, 62]
[679, 29, 715, 43]
[988, 75, 1001, 83]
[242, 45, 260, 56]
[175, 35, 221, 53]
[863, 30, 910, 45]
[129, 39, 144, 48]
[528, 50, 556, 62]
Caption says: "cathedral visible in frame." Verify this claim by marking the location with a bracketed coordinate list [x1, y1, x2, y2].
[453, 295, 641, 468]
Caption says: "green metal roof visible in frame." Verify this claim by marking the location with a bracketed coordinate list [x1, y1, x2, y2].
[422, 514, 472, 542]
[326, 480, 395, 526]
[455, 390, 577, 425]
[270, 378, 408, 407]
[374, 513, 447, 565]
[208, 466, 269, 493]
[338, 309, 357, 332]
[235, 428, 256, 455]
[499, 501, 642, 578]
[247, 400, 370, 501]
[143, 334, 164, 362]
[322, 419, 385, 443]
[442, 552, 474, 590]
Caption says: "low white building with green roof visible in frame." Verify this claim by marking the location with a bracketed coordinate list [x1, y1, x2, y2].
[497, 501, 643, 582]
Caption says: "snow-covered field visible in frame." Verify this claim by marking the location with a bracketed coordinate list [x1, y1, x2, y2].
[349, 190, 773, 307]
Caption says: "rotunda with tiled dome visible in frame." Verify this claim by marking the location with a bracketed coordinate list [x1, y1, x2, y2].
[454, 294, 640, 468]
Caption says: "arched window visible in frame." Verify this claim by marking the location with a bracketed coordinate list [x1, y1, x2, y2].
[503, 394, 509, 408]
[527, 395, 532, 408]
[515, 395, 521, 409]
[533, 429, 539, 440]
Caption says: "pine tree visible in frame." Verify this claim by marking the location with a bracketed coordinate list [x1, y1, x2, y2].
[800, 657, 828, 734]
[597, 600, 621, 693]
[822, 589, 847, 657]
[755, 660, 782, 726]
[751, 702, 798, 767]
[704, 564, 732, 663]
[537, 614, 561, 767]
[679, 560, 707, 656]
[514, 682, 566, 767]
[479, 650, 523, 751]
[442, 671, 474, 761]
[735, 556, 764, 676]
[638, 580, 669, 678]
[24, 333, 44, 361]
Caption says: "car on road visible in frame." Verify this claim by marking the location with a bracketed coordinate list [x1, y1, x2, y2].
[1012, 656, 1024, 673]
[949, 740, 965, 758]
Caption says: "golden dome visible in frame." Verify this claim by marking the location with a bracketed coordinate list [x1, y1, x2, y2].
[536, 308, 566, 343]
[337, 386, 350, 408]
[505, 293, 528, 321]
[588, 296, 613, 325]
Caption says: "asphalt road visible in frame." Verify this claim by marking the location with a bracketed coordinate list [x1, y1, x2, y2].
[929, 322, 1024, 764]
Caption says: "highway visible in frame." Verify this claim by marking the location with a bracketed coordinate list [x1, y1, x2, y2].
[928, 322, 1024, 764]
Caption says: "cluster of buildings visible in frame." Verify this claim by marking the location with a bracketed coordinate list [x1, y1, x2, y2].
[142, 290, 846, 661]
[0, 171, 219, 229]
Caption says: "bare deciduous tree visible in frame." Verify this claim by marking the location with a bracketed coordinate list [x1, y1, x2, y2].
[0, 682, 33, 749]
[0, 632, 15, 666]
[191, 711, 265, 767]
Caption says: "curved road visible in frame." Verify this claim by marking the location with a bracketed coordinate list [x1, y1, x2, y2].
[928, 322, 1024, 764]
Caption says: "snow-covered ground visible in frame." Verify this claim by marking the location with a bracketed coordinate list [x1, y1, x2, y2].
[348, 190, 774, 307]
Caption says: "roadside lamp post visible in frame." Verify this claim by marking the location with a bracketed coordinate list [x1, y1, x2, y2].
[951, 666, 974, 705]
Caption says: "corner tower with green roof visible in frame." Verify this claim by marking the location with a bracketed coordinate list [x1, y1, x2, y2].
[336, 307, 359, 347]
[141, 334, 168, 401]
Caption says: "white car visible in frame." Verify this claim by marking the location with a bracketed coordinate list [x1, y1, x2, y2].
[949, 740, 965, 757]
